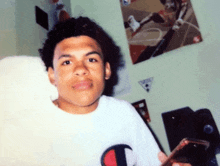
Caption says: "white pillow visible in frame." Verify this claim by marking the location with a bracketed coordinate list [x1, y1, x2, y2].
[0, 55, 58, 110]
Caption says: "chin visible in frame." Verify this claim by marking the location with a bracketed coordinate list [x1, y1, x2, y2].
[72, 93, 101, 106]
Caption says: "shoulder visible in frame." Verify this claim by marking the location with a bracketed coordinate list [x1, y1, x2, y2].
[100, 95, 134, 110]
[99, 95, 141, 120]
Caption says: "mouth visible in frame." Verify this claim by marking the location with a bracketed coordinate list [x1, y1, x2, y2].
[72, 81, 92, 90]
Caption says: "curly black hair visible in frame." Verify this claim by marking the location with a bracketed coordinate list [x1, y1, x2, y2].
[39, 17, 124, 96]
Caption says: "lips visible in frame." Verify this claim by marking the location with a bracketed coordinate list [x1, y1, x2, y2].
[72, 81, 92, 90]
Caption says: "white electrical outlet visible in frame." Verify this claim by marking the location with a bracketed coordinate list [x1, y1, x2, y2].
[138, 77, 154, 92]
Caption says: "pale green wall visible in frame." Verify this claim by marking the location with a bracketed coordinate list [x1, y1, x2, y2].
[70, 0, 129, 57]
[0, 5, 16, 59]
[15, 0, 54, 57]
[69, 0, 220, 154]
[0, 0, 71, 59]
[14, 0, 72, 57]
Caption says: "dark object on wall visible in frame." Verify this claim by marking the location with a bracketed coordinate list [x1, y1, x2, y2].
[193, 109, 220, 163]
[35, 6, 49, 30]
[162, 107, 220, 165]
[162, 107, 197, 151]
[132, 99, 151, 123]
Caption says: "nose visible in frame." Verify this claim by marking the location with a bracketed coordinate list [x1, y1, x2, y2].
[74, 62, 88, 76]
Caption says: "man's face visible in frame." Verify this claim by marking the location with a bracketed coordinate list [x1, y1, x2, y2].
[48, 36, 111, 114]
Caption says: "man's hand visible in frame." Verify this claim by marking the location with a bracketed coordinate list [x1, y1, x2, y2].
[158, 151, 191, 166]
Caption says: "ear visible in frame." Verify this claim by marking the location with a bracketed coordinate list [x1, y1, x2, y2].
[104, 62, 111, 80]
[48, 67, 56, 86]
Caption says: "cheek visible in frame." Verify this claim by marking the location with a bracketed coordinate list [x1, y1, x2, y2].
[95, 72, 106, 90]
[54, 70, 72, 85]
[93, 66, 105, 80]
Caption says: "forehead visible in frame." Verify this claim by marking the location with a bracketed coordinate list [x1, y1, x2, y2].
[54, 36, 102, 55]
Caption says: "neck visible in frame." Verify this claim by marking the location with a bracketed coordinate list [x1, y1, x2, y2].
[53, 98, 99, 115]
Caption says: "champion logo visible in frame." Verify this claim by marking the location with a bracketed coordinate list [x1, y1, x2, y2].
[101, 144, 136, 166]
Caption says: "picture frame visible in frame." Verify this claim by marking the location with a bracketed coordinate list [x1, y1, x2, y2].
[132, 99, 151, 122]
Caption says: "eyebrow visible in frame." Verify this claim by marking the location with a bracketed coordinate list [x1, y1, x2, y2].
[58, 51, 102, 60]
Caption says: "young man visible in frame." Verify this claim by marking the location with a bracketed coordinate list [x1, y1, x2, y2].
[38, 17, 189, 165]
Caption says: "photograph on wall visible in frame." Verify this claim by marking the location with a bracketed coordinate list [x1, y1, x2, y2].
[132, 99, 151, 123]
[120, 0, 202, 64]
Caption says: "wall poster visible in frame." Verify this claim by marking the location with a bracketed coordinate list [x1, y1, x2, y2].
[132, 99, 151, 123]
[120, 0, 202, 64]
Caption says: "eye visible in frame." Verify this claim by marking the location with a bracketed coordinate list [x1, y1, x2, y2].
[62, 60, 72, 65]
[88, 58, 98, 63]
